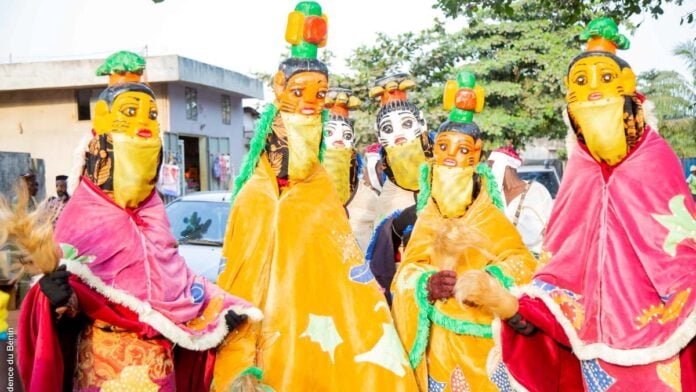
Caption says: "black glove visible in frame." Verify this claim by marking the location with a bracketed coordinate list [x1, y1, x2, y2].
[225, 310, 248, 331]
[38, 265, 73, 308]
[506, 313, 536, 336]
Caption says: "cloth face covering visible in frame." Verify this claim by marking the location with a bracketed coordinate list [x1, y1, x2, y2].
[384, 137, 426, 191]
[281, 111, 323, 181]
[431, 164, 475, 218]
[111, 132, 161, 208]
[323, 147, 353, 204]
[568, 96, 627, 165]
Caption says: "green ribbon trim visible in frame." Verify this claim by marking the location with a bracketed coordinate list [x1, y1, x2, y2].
[415, 162, 431, 214]
[476, 162, 504, 211]
[484, 265, 514, 289]
[409, 270, 493, 369]
[238, 366, 263, 380]
[230, 104, 278, 204]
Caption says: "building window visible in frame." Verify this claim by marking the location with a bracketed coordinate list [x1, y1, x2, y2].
[221, 94, 231, 125]
[185, 87, 198, 120]
[76, 89, 92, 121]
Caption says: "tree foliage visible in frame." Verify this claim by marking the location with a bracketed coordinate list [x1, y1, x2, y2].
[433, 0, 694, 25]
[638, 40, 696, 157]
[332, 1, 581, 148]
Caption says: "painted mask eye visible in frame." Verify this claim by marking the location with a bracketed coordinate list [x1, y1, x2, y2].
[149, 110, 158, 120]
[327, 129, 334, 137]
[343, 131, 353, 140]
[575, 75, 586, 85]
[381, 124, 393, 134]
[602, 73, 613, 83]
[459, 147, 469, 155]
[402, 119, 413, 129]
[438, 143, 447, 151]
[317, 91, 327, 99]
[122, 107, 137, 117]
[292, 89, 302, 97]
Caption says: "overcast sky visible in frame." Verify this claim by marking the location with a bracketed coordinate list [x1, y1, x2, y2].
[1, 0, 694, 101]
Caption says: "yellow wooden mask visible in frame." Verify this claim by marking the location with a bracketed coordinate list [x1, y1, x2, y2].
[433, 131, 482, 168]
[92, 87, 161, 208]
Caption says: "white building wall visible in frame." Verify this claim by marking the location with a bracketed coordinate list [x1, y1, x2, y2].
[167, 83, 245, 175]
[0, 84, 167, 197]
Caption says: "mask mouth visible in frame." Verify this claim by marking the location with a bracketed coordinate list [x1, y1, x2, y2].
[588, 92, 603, 101]
[442, 158, 457, 167]
[137, 129, 152, 138]
[300, 107, 317, 115]
[332, 140, 345, 147]
[394, 136, 407, 145]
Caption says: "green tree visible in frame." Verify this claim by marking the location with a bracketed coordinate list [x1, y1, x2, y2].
[638, 40, 696, 157]
[334, 1, 581, 148]
[433, 0, 694, 25]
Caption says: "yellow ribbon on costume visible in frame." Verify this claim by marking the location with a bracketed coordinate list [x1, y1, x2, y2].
[384, 138, 426, 191]
[0, 291, 9, 334]
[112, 132, 161, 209]
[569, 97, 627, 165]
[323, 147, 353, 204]
[281, 112, 323, 181]
[431, 164, 475, 218]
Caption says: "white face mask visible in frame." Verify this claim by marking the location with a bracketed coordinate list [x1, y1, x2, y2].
[377, 110, 424, 147]
[324, 119, 354, 149]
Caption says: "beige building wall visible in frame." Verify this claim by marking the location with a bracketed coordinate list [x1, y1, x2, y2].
[0, 84, 169, 197]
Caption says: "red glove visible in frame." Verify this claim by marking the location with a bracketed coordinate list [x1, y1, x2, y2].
[427, 270, 457, 302]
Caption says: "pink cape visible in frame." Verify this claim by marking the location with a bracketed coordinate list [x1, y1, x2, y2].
[498, 128, 695, 390]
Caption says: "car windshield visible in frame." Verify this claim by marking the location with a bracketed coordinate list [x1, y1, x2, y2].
[518, 171, 559, 198]
[165, 200, 230, 245]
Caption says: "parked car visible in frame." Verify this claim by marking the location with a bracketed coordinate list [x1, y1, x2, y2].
[165, 191, 231, 283]
[518, 159, 563, 199]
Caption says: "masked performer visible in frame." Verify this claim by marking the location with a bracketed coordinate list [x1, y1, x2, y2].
[323, 87, 377, 251]
[17, 51, 260, 392]
[390, 71, 537, 391]
[457, 18, 696, 392]
[366, 73, 432, 299]
[213, 3, 417, 391]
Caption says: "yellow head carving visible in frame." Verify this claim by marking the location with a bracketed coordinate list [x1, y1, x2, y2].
[565, 55, 635, 104]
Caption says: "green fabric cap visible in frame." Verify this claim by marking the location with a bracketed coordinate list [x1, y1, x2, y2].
[96, 51, 146, 76]
[580, 17, 630, 50]
[295, 1, 321, 16]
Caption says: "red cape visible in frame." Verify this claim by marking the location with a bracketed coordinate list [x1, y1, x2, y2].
[18, 276, 214, 392]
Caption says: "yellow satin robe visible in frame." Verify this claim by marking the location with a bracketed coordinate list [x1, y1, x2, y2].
[391, 187, 537, 392]
[214, 153, 418, 391]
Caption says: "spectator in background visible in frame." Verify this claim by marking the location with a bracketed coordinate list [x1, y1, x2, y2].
[489, 146, 553, 257]
[47, 175, 70, 224]
[12, 171, 39, 212]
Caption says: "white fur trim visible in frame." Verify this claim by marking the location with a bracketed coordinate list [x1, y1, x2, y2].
[61, 259, 263, 351]
[487, 318, 530, 392]
[68, 134, 93, 194]
[512, 284, 696, 366]
[642, 99, 659, 133]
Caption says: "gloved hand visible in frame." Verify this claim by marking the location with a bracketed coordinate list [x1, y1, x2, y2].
[426, 270, 457, 302]
[225, 309, 248, 332]
[38, 265, 73, 309]
[454, 269, 519, 319]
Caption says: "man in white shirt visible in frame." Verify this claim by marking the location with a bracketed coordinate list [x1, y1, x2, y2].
[488, 146, 553, 256]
